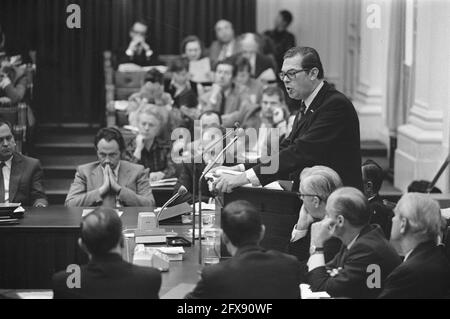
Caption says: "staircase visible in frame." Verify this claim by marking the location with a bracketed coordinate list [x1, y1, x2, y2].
[32, 123, 100, 205]
[31, 125, 401, 205]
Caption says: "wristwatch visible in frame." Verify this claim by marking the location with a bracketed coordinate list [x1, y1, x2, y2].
[310, 245, 324, 255]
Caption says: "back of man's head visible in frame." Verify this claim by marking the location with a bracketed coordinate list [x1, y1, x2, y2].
[396, 193, 442, 241]
[328, 187, 371, 227]
[80, 207, 123, 257]
[221, 200, 263, 247]
[362, 159, 384, 195]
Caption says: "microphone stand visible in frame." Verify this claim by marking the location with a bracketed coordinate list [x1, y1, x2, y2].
[197, 133, 241, 264]
[191, 125, 237, 247]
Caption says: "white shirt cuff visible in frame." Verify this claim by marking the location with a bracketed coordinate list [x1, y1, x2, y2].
[237, 164, 245, 172]
[308, 253, 325, 272]
[245, 169, 261, 187]
[125, 49, 134, 57]
[291, 226, 308, 242]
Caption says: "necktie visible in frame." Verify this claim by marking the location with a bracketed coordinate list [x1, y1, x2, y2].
[299, 101, 307, 116]
[219, 91, 226, 115]
[0, 162, 5, 203]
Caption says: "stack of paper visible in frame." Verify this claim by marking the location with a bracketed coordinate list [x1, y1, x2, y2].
[150, 178, 178, 187]
[300, 284, 331, 299]
[156, 246, 185, 261]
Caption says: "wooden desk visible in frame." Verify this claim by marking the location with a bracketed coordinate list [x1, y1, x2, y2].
[0, 207, 201, 293]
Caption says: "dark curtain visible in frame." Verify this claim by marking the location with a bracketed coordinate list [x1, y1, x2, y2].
[0, 0, 256, 124]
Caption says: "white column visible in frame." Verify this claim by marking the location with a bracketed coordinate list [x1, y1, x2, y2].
[395, 0, 450, 193]
[353, 0, 391, 143]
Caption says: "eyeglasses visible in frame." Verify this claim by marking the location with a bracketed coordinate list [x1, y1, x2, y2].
[296, 192, 322, 201]
[279, 69, 308, 81]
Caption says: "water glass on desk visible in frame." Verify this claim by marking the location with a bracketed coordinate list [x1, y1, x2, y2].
[202, 228, 221, 266]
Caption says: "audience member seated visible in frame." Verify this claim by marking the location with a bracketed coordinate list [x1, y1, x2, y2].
[199, 60, 251, 128]
[0, 54, 28, 105]
[173, 111, 229, 204]
[362, 159, 394, 238]
[234, 86, 290, 160]
[378, 193, 450, 299]
[117, 19, 159, 67]
[123, 104, 176, 182]
[0, 120, 47, 206]
[208, 20, 238, 65]
[52, 207, 161, 299]
[65, 127, 155, 208]
[181, 35, 212, 83]
[234, 55, 263, 104]
[307, 187, 401, 298]
[263, 10, 297, 70]
[288, 166, 343, 265]
[128, 69, 179, 137]
[185, 200, 302, 299]
[165, 57, 198, 109]
[232, 33, 278, 81]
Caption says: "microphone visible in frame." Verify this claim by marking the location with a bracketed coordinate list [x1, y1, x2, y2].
[156, 186, 188, 222]
[201, 127, 245, 180]
[200, 122, 240, 155]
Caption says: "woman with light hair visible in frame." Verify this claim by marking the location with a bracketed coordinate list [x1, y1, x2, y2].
[123, 104, 176, 182]
[288, 165, 343, 263]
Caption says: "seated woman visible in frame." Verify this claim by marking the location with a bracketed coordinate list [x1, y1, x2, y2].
[0, 54, 29, 105]
[234, 55, 263, 104]
[124, 104, 176, 182]
[180, 35, 212, 84]
[165, 57, 198, 109]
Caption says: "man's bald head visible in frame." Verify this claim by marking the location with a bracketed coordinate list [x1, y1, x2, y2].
[326, 187, 371, 227]
[80, 207, 123, 257]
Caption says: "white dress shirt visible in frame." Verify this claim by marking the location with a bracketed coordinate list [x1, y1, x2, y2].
[1, 157, 12, 203]
[242, 81, 325, 186]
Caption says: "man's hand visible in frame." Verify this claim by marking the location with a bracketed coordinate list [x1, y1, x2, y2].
[214, 172, 249, 193]
[296, 205, 314, 231]
[209, 164, 242, 175]
[310, 219, 334, 248]
[106, 165, 122, 194]
[149, 171, 165, 182]
[99, 166, 111, 196]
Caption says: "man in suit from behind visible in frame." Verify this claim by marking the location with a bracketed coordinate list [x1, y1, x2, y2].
[379, 193, 450, 299]
[65, 127, 155, 208]
[307, 187, 401, 299]
[186, 200, 302, 299]
[362, 159, 394, 238]
[214, 46, 362, 194]
[0, 120, 47, 206]
[52, 207, 161, 299]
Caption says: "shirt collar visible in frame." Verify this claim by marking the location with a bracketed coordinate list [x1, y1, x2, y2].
[347, 232, 360, 250]
[303, 80, 324, 111]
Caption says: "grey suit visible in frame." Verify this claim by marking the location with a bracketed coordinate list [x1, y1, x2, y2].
[65, 160, 155, 208]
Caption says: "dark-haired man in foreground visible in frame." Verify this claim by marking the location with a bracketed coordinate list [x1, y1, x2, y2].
[186, 200, 302, 299]
[52, 207, 161, 299]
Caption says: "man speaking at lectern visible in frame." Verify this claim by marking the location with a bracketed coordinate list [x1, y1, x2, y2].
[214, 47, 362, 193]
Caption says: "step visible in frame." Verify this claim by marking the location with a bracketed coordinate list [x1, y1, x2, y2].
[361, 140, 387, 157]
[33, 143, 96, 156]
[39, 155, 96, 178]
[37, 123, 101, 135]
[44, 178, 72, 205]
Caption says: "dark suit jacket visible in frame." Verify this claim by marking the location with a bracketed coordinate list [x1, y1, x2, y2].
[186, 245, 302, 299]
[65, 160, 155, 208]
[5, 152, 48, 206]
[52, 254, 161, 299]
[248, 81, 362, 190]
[116, 44, 159, 67]
[369, 196, 394, 239]
[308, 225, 401, 299]
[208, 40, 238, 65]
[378, 241, 450, 299]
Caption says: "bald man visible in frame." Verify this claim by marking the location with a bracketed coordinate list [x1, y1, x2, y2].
[52, 207, 161, 299]
[307, 187, 401, 299]
[208, 20, 238, 64]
